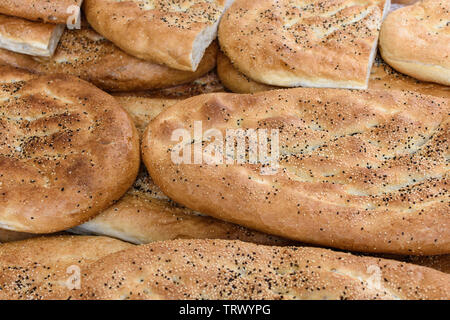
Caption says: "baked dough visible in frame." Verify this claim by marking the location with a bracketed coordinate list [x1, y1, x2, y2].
[369, 55, 450, 99]
[143, 88, 449, 255]
[218, 51, 450, 99]
[0, 0, 83, 25]
[0, 236, 132, 300]
[379, 0, 450, 85]
[0, 14, 64, 57]
[217, 50, 278, 93]
[84, 0, 234, 71]
[78, 239, 450, 300]
[0, 66, 140, 233]
[73, 167, 292, 246]
[73, 83, 290, 246]
[0, 27, 217, 92]
[218, 0, 390, 89]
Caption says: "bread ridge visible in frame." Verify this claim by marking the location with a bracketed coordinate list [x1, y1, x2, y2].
[0, 27, 217, 92]
[142, 88, 449, 255]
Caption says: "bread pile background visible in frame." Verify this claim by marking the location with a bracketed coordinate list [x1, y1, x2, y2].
[0, 0, 448, 300]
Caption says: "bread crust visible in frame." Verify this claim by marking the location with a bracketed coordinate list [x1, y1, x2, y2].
[369, 56, 450, 99]
[217, 50, 278, 93]
[0, 27, 217, 92]
[219, 0, 389, 89]
[78, 239, 450, 300]
[379, 0, 450, 85]
[0, 0, 83, 24]
[0, 66, 140, 233]
[74, 85, 291, 246]
[73, 167, 293, 246]
[0, 14, 64, 57]
[0, 236, 132, 299]
[84, 0, 231, 71]
[218, 50, 450, 99]
[143, 88, 449, 255]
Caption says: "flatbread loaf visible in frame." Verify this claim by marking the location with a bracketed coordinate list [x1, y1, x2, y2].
[0, 66, 140, 233]
[0, 14, 64, 57]
[218, 0, 390, 89]
[77, 239, 450, 300]
[0, 236, 132, 299]
[143, 88, 449, 255]
[84, 0, 233, 71]
[0, 27, 217, 92]
[0, 0, 83, 25]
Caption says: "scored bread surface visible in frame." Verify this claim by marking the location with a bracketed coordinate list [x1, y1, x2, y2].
[73, 167, 293, 246]
[218, 0, 390, 89]
[379, 0, 450, 86]
[0, 66, 140, 233]
[0, 14, 64, 57]
[0, 0, 83, 24]
[143, 88, 449, 255]
[77, 239, 450, 300]
[0, 27, 218, 92]
[0, 236, 132, 300]
[84, 0, 233, 71]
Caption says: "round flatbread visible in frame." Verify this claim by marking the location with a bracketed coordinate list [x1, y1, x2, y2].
[379, 0, 450, 86]
[0, 66, 140, 233]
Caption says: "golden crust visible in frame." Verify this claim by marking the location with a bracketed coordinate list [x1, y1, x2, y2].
[112, 72, 225, 134]
[84, 0, 231, 71]
[77, 239, 450, 300]
[143, 88, 449, 255]
[74, 84, 291, 246]
[0, 14, 64, 57]
[218, 51, 450, 99]
[0, 235, 132, 300]
[0, 0, 83, 24]
[218, 0, 389, 89]
[379, 0, 450, 85]
[0, 27, 217, 92]
[74, 167, 293, 246]
[0, 66, 140, 233]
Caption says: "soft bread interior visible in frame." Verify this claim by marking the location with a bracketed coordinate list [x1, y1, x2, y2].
[191, 0, 235, 71]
